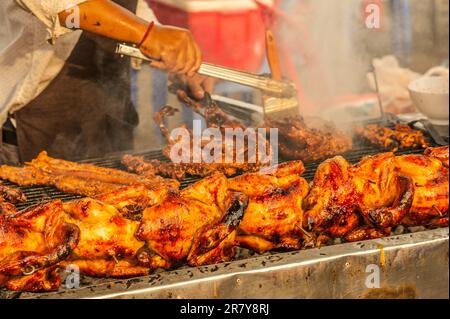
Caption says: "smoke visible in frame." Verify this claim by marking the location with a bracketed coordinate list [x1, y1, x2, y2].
[277, 0, 374, 120]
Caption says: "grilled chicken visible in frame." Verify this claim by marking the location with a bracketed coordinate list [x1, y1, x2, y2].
[0, 165, 52, 187]
[0, 201, 80, 292]
[0, 151, 180, 197]
[0, 183, 172, 291]
[0, 182, 26, 204]
[136, 174, 248, 269]
[122, 155, 262, 180]
[393, 149, 449, 226]
[303, 156, 365, 239]
[142, 89, 353, 180]
[152, 104, 266, 179]
[0, 202, 17, 217]
[0, 182, 25, 223]
[353, 124, 429, 151]
[304, 146, 449, 242]
[1, 147, 447, 292]
[176, 89, 352, 163]
[59, 183, 175, 278]
[425, 145, 449, 168]
[61, 198, 148, 278]
[149, 89, 276, 179]
[263, 116, 352, 161]
[229, 161, 310, 253]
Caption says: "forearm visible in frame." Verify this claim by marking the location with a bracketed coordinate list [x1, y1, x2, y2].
[57, 0, 202, 76]
[58, 0, 148, 45]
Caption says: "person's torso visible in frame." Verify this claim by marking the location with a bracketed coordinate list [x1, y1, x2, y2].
[0, 0, 82, 126]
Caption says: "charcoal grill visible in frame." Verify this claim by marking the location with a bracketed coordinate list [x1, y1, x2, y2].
[1, 118, 448, 299]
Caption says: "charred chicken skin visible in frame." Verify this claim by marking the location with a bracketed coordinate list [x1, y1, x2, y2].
[136, 173, 248, 269]
[263, 116, 353, 162]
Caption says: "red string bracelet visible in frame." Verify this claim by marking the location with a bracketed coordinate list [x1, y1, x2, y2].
[138, 21, 155, 48]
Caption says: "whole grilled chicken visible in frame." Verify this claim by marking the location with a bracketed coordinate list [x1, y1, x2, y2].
[136, 173, 248, 269]
[304, 151, 411, 242]
[228, 161, 311, 253]
[394, 148, 449, 227]
[304, 146, 449, 242]
[357, 147, 449, 228]
[61, 199, 147, 278]
[59, 183, 174, 278]
[1, 184, 170, 291]
[0, 201, 80, 291]
[303, 155, 370, 240]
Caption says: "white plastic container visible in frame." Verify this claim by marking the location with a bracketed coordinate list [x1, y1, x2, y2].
[408, 67, 449, 126]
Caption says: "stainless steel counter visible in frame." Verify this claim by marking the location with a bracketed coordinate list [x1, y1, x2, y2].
[24, 227, 448, 299]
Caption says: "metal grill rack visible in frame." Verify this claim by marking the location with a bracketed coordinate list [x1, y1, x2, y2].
[10, 135, 439, 211]
[0, 120, 447, 299]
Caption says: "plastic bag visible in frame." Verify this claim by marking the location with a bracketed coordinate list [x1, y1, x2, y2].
[367, 55, 420, 114]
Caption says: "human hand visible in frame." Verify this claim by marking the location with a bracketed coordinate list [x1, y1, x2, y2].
[170, 73, 216, 100]
[140, 24, 202, 77]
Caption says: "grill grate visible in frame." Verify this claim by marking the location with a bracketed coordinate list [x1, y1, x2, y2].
[9, 142, 437, 211]
[0, 121, 444, 299]
[1, 117, 441, 211]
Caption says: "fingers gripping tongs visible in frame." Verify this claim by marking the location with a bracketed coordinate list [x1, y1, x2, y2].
[115, 31, 299, 120]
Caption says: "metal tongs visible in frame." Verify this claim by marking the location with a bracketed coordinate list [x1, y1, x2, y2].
[115, 43, 296, 98]
[115, 31, 299, 120]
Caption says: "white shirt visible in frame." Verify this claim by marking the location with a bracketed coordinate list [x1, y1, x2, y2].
[0, 0, 157, 127]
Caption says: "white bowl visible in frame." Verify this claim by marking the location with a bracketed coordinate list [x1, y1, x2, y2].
[408, 68, 449, 126]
